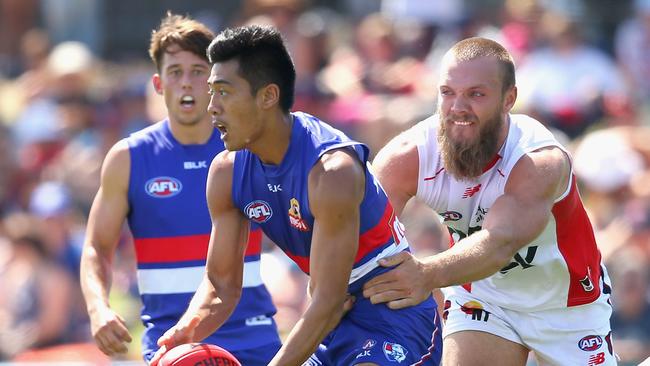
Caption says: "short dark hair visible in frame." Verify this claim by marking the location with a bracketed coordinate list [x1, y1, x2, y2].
[449, 37, 516, 93]
[149, 12, 214, 72]
[207, 25, 296, 112]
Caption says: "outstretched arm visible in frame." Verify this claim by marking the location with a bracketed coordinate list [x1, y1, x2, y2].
[152, 151, 248, 364]
[269, 148, 364, 366]
[80, 140, 133, 356]
[365, 146, 571, 308]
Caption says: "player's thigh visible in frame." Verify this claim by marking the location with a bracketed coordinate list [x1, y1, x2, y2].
[443, 330, 529, 366]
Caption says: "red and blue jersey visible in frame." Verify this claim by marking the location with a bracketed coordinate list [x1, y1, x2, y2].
[126, 120, 278, 358]
[232, 112, 410, 293]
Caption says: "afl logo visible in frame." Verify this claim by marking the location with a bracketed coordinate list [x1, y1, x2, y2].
[145, 176, 182, 198]
[245, 200, 273, 223]
[578, 335, 603, 351]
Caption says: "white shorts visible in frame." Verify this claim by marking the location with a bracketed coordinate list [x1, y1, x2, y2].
[441, 289, 616, 365]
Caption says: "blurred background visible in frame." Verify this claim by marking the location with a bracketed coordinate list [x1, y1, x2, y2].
[0, 0, 649, 365]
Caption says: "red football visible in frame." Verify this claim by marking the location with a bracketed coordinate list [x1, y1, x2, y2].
[158, 343, 241, 366]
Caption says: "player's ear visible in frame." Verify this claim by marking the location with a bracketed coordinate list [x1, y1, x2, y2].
[503, 85, 517, 113]
[257, 83, 280, 109]
[152, 74, 163, 95]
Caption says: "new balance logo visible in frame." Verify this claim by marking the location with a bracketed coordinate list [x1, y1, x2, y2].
[588, 352, 605, 365]
[462, 184, 482, 198]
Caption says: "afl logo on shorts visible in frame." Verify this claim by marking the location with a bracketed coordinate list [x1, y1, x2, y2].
[245, 200, 273, 223]
[578, 335, 603, 351]
[145, 176, 182, 198]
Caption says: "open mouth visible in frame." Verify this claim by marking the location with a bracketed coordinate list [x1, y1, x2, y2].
[180, 95, 195, 108]
[212, 120, 227, 135]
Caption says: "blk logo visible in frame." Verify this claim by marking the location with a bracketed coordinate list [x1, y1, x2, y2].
[145, 177, 182, 198]
[244, 200, 273, 223]
[183, 160, 207, 169]
[267, 183, 282, 192]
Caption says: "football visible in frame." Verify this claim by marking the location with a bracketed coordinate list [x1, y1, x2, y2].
[158, 343, 241, 366]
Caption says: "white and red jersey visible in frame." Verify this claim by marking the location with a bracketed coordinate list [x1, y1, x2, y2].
[413, 114, 606, 311]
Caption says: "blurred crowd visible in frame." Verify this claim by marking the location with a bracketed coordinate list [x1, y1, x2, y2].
[0, 0, 649, 364]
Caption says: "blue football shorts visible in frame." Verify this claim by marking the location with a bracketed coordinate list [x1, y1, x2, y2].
[306, 294, 442, 365]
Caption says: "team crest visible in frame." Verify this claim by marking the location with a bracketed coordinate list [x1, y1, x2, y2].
[383, 342, 408, 363]
[288, 198, 310, 231]
[145, 176, 182, 198]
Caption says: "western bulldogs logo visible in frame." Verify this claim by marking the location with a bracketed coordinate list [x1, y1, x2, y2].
[288, 198, 310, 231]
[245, 200, 273, 223]
[383, 342, 407, 363]
[578, 335, 603, 351]
[145, 176, 182, 198]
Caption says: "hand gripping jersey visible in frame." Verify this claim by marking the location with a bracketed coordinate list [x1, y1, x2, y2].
[414, 114, 608, 312]
[232, 112, 409, 292]
[126, 120, 278, 358]
[232, 112, 442, 365]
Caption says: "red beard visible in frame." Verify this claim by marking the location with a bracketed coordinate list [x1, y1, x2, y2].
[437, 110, 503, 181]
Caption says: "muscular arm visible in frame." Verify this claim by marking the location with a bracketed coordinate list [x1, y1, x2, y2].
[371, 129, 420, 216]
[372, 127, 447, 309]
[425, 147, 570, 287]
[153, 151, 247, 357]
[269, 149, 364, 366]
[196, 150, 248, 337]
[365, 146, 571, 308]
[80, 140, 133, 355]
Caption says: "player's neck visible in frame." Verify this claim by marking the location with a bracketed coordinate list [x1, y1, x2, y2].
[168, 117, 214, 145]
[251, 112, 293, 165]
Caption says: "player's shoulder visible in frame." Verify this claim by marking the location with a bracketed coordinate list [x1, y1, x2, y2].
[99, 139, 131, 187]
[310, 149, 365, 207]
[104, 138, 131, 166]
[373, 118, 432, 173]
[125, 120, 169, 149]
[209, 149, 236, 173]
[509, 145, 570, 200]
[378, 115, 436, 157]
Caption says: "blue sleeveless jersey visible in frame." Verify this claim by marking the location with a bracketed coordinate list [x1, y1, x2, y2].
[232, 112, 410, 293]
[126, 120, 278, 357]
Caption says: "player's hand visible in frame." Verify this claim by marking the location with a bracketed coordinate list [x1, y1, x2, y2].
[88, 306, 132, 356]
[150, 315, 201, 366]
[362, 251, 431, 309]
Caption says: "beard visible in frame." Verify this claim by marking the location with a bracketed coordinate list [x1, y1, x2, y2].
[437, 107, 504, 181]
